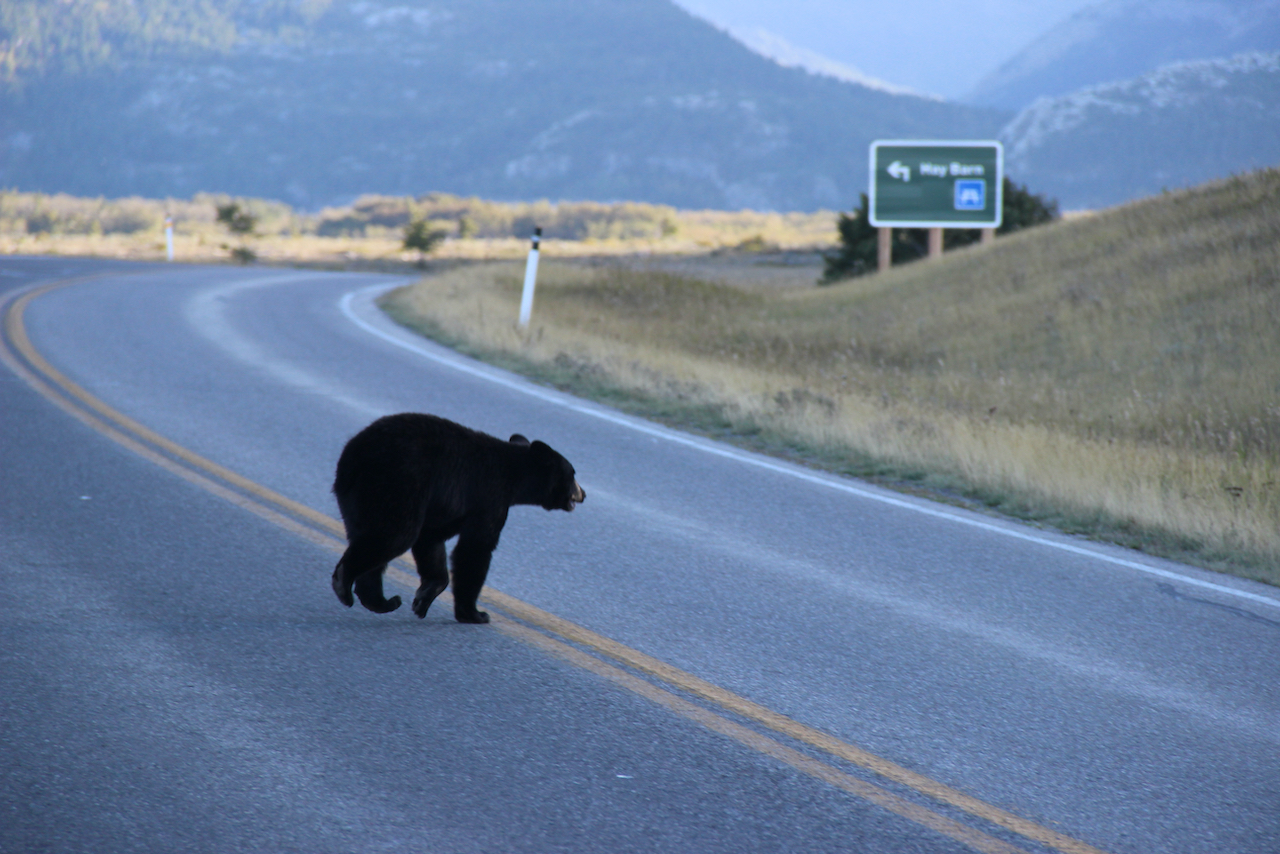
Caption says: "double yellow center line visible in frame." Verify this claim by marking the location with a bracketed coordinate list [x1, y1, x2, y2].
[1, 276, 1111, 854]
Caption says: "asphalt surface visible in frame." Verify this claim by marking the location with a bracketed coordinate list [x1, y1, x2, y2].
[1, 257, 1278, 854]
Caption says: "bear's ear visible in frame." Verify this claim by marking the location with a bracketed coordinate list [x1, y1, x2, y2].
[529, 440, 558, 465]
[530, 440, 572, 471]
[509, 434, 530, 446]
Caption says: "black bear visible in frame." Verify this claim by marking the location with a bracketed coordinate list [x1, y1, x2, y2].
[331, 413, 585, 623]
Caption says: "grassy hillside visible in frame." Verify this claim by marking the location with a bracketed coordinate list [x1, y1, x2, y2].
[383, 168, 1280, 582]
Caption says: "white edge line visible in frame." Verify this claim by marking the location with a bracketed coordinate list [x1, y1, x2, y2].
[339, 283, 1280, 613]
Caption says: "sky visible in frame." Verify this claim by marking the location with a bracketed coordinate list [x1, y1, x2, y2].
[671, 0, 1101, 100]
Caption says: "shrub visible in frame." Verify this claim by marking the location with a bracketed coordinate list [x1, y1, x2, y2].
[216, 201, 258, 263]
[821, 194, 925, 282]
[403, 218, 448, 267]
[216, 202, 257, 236]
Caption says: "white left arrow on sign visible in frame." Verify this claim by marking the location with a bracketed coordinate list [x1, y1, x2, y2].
[887, 160, 911, 182]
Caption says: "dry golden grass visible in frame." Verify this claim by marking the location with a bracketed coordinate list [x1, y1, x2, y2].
[0, 230, 830, 267]
[383, 169, 1280, 582]
[0, 196, 835, 265]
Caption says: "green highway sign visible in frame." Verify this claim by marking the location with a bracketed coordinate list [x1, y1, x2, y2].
[869, 140, 1003, 228]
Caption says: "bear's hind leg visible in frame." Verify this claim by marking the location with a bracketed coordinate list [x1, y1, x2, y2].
[410, 538, 449, 619]
[332, 556, 357, 608]
[353, 566, 402, 613]
[333, 534, 410, 611]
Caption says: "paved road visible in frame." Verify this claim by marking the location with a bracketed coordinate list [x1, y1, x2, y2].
[2, 257, 1277, 854]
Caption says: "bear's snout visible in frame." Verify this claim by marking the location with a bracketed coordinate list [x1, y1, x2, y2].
[568, 480, 586, 510]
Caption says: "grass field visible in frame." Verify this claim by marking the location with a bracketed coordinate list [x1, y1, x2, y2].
[382, 169, 1280, 584]
[0, 193, 836, 265]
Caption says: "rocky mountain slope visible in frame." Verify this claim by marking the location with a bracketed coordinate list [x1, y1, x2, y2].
[999, 51, 1280, 209]
[967, 0, 1280, 110]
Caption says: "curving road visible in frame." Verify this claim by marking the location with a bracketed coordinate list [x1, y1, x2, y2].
[2, 257, 1278, 854]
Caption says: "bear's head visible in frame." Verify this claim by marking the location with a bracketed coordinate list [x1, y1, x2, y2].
[515, 436, 585, 512]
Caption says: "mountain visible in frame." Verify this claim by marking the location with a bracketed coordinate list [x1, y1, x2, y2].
[672, 0, 1108, 102]
[712, 25, 928, 98]
[966, 0, 1280, 110]
[0, 0, 1004, 212]
[999, 51, 1280, 209]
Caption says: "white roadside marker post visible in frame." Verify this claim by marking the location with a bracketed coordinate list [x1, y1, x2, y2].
[164, 215, 175, 261]
[518, 226, 541, 328]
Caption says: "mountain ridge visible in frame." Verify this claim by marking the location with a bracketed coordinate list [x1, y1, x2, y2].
[966, 0, 1280, 110]
[0, 0, 1004, 212]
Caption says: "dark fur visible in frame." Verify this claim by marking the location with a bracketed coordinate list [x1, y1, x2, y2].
[331, 413, 585, 623]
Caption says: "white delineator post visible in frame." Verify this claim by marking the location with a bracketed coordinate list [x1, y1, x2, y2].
[164, 215, 175, 261]
[518, 226, 541, 327]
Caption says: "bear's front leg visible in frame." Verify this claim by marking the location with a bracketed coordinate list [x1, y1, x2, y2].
[450, 531, 498, 624]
